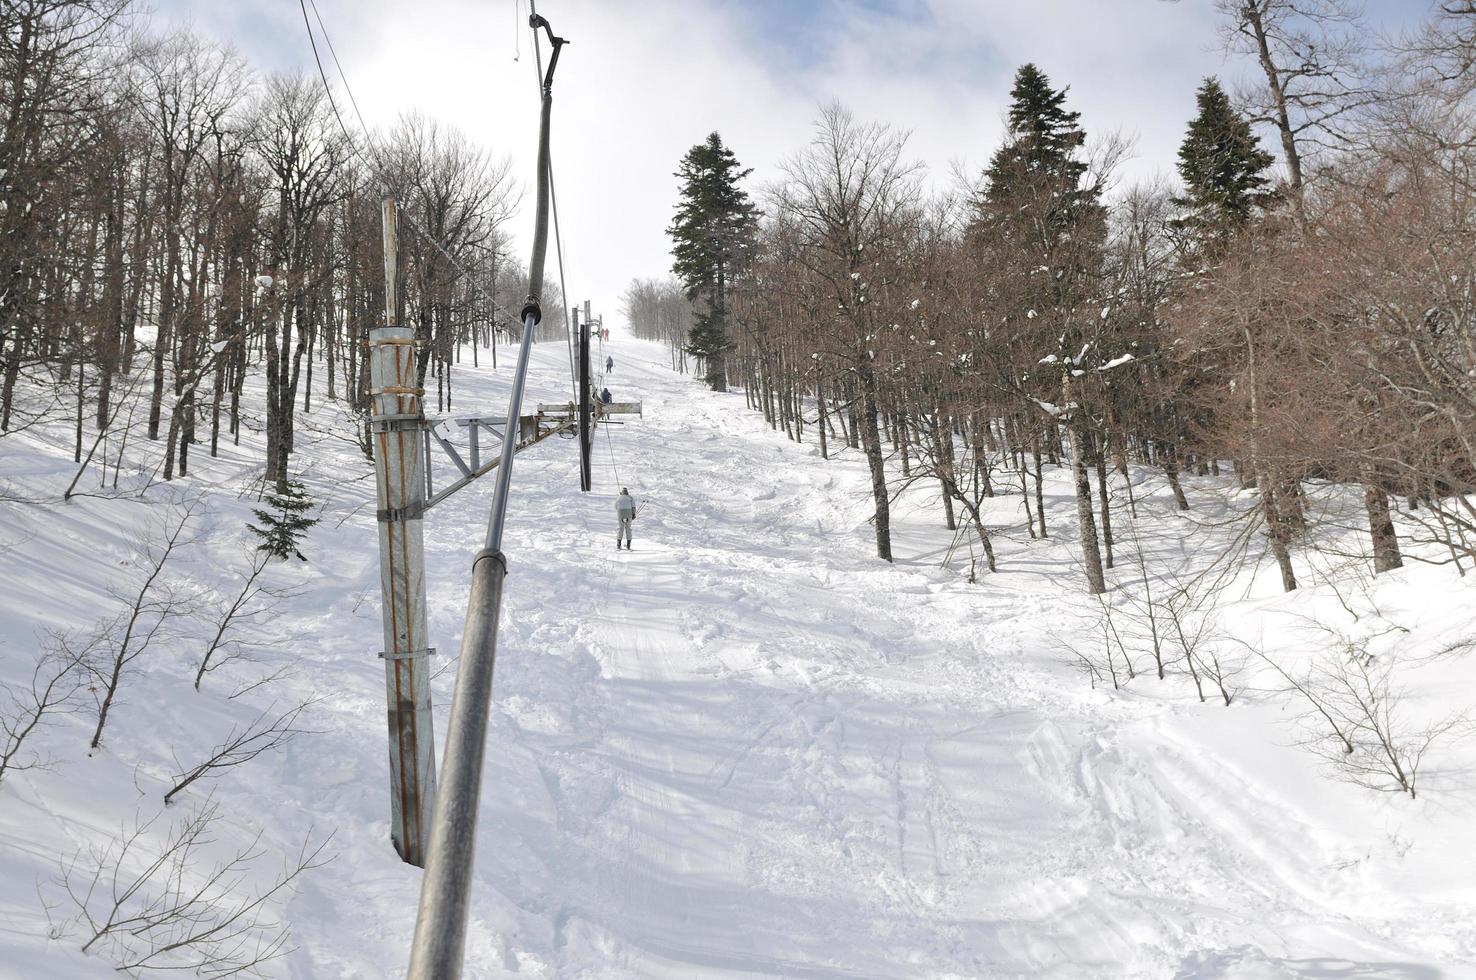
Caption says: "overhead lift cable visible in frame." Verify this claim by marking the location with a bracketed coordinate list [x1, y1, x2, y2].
[297, 0, 523, 334]
[406, 10, 568, 979]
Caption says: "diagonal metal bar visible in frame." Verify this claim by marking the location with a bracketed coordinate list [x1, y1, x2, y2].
[422, 417, 574, 512]
[429, 424, 473, 479]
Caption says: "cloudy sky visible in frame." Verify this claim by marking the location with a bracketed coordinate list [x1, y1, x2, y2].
[148, 0, 1431, 329]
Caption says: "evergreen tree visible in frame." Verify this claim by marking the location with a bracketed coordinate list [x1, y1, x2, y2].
[971, 64, 1106, 324]
[971, 64, 1110, 595]
[667, 132, 758, 391]
[972, 64, 1106, 299]
[996, 64, 1088, 183]
[1174, 77, 1276, 254]
[247, 479, 318, 561]
[979, 64, 1095, 229]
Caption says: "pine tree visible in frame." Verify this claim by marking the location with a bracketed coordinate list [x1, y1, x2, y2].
[997, 64, 1088, 181]
[973, 64, 1106, 294]
[971, 63, 1107, 325]
[980, 64, 1094, 227]
[667, 132, 758, 392]
[1174, 77, 1276, 254]
[247, 479, 318, 561]
[972, 64, 1110, 595]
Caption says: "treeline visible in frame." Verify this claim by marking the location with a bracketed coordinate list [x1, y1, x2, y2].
[621, 277, 694, 374]
[639, 0, 1476, 590]
[0, 0, 557, 491]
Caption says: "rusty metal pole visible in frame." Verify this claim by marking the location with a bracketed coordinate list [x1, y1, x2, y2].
[370, 194, 437, 867]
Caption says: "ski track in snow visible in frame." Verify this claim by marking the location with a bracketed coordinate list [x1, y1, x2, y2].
[0, 336, 1472, 979]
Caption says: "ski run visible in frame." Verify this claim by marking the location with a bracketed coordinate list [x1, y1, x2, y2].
[2, 336, 1474, 979]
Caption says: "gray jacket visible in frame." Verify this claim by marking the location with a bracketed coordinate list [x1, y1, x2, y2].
[615, 493, 636, 518]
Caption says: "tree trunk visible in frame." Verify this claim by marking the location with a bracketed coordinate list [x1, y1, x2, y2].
[1070, 421, 1107, 594]
[1163, 443, 1190, 510]
[1063, 374, 1105, 594]
[1363, 482, 1403, 574]
[816, 375, 829, 460]
[1263, 480, 1298, 592]
[1095, 437, 1113, 570]
[1032, 429, 1048, 539]
[858, 372, 891, 562]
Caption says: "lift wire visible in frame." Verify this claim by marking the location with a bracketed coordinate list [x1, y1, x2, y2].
[298, 0, 520, 334]
[550, 162, 579, 406]
[602, 404, 623, 488]
[307, 0, 372, 138]
[526, 0, 580, 406]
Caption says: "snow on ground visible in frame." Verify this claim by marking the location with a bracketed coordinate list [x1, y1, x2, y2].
[1, 333, 1474, 979]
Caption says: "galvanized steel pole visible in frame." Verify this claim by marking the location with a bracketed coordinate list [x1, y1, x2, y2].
[405, 321, 532, 980]
[370, 195, 438, 867]
[408, 11, 567, 977]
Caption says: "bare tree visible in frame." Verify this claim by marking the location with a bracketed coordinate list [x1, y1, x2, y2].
[86, 500, 198, 750]
[1216, 0, 1374, 202]
[1259, 634, 1465, 799]
[53, 798, 332, 976]
[0, 0, 132, 431]
[163, 698, 323, 804]
[1311, 642, 1465, 799]
[622, 276, 694, 372]
[769, 102, 925, 562]
[250, 72, 352, 490]
[194, 549, 297, 691]
[0, 635, 94, 785]
[382, 112, 519, 408]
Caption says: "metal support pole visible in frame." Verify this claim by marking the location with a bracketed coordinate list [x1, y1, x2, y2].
[408, 316, 535, 980]
[578, 306, 591, 492]
[483, 314, 538, 553]
[409, 9, 567, 975]
[370, 195, 437, 868]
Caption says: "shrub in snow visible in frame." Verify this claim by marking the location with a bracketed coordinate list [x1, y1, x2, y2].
[248, 480, 319, 562]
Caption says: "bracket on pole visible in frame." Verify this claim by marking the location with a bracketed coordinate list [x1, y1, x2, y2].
[378, 647, 437, 662]
[377, 503, 426, 523]
[370, 414, 424, 433]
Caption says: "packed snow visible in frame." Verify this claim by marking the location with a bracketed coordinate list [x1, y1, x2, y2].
[1, 333, 1474, 978]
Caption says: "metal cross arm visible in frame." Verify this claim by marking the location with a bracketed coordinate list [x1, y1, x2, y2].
[421, 411, 577, 511]
[595, 401, 643, 419]
[542, 400, 642, 419]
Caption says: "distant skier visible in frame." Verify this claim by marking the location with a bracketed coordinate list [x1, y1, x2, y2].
[606, 355, 614, 373]
[615, 487, 636, 550]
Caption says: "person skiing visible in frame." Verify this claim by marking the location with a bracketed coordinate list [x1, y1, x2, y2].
[600, 387, 613, 404]
[605, 355, 614, 373]
[615, 487, 636, 550]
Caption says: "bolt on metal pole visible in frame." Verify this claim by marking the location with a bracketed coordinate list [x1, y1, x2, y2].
[370, 195, 438, 868]
[408, 11, 567, 978]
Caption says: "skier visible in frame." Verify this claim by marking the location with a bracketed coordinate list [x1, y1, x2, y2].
[615, 487, 636, 550]
[606, 355, 614, 373]
[600, 387, 613, 404]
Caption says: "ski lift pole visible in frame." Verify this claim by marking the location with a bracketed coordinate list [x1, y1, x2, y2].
[407, 12, 567, 980]
[370, 194, 436, 870]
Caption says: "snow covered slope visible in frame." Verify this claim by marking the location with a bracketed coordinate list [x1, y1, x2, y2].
[1, 335, 1473, 978]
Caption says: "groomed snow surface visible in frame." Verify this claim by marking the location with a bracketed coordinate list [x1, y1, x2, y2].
[1, 334, 1474, 979]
